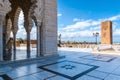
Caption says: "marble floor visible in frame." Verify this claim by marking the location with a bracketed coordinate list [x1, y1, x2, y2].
[1, 48, 120, 80]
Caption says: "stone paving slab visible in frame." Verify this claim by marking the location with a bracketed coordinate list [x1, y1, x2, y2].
[32, 71, 56, 80]
[46, 75, 69, 80]
[0, 66, 12, 75]
[76, 75, 101, 80]
[87, 70, 109, 79]
[80, 54, 116, 62]
[104, 74, 120, 80]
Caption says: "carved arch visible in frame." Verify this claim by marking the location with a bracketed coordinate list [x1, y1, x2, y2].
[12, 7, 22, 34]
[6, 18, 12, 44]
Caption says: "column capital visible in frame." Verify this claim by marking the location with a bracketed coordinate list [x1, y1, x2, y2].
[11, 26, 18, 35]
[0, 0, 11, 16]
[24, 18, 33, 32]
[35, 20, 42, 27]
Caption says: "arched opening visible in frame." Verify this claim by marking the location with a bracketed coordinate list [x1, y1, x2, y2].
[15, 10, 27, 60]
[12, 8, 38, 60]
[2, 0, 44, 61]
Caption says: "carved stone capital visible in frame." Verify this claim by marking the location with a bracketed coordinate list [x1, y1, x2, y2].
[0, 0, 11, 15]
[24, 17, 33, 32]
[33, 0, 44, 21]
[35, 20, 42, 27]
[11, 26, 18, 35]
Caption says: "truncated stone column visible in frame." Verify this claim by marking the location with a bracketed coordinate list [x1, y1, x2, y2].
[24, 18, 33, 58]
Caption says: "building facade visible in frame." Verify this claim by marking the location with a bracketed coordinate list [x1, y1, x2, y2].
[0, 0, 57, 61]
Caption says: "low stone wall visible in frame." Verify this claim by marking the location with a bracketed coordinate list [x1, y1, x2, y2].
[18, 44, 37, 48]
[60, 44, 97, 48]
[60, 44, 120, 50]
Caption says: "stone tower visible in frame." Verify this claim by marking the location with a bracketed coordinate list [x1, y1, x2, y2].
[101, 21, 112, 44]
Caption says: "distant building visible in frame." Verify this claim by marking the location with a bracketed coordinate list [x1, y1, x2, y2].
[16, 40, 37, 47]
[101, 21, 113, 44]
[23, 40, 37, 44]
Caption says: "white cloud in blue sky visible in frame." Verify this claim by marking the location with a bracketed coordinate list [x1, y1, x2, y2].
[58, 0, 120, 42]
[16, 0, 120, 43]
[58, 14, 120, 42]
[57, 13, 62, 17]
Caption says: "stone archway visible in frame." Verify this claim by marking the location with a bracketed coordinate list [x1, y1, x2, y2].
[5, 0, 37, 59]
[0, 0, 58, 61]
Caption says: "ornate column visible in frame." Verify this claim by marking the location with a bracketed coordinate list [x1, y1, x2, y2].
[0, 0, 11, 61]
[33, 0, 45, 57]
[24, 18, 33, 58]
[36, 20, 43, 57]
[26, 30, 30, 58]
[11, 24, 18, 60]
[0, 15, 4, 61]
[13, 32, 16, 59]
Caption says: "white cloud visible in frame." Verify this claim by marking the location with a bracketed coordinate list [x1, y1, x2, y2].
[17, 11, 120, 41]
[57, 13, 62, 17]
[59, 30, 100, 39]
[63, 19, 100, 31]
[90, 26, 100, 31]
[59, 14, 120, 41]
[30, 27, 37, 40]
[102, 15, 120, 21]
[73, 18, 84, 22]
[18, 11, 24, 26]
[16, 26, 26, 39]
[113, 29, 120, 36]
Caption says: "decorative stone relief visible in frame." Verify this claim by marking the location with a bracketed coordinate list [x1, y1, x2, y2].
[6, 19, 12, 43]
[34, 0, 44, 22]
[0, 0, 11, 15]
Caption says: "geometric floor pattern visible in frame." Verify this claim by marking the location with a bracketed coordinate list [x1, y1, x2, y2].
[39, 61, 98, 79]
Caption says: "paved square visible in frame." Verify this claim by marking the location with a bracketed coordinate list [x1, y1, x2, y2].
[39, 61, 98, 79]
[81, 55, 116, 62]
[0, 75, 12, 80]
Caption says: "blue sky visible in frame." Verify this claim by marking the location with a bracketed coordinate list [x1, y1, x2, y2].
[16, 0, 120, 43]
[58, 0, 120, 43]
